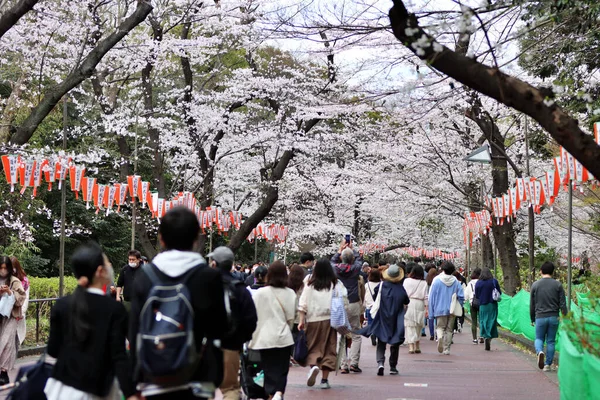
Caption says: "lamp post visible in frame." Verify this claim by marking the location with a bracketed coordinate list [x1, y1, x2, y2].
[463, 145, 492, 276]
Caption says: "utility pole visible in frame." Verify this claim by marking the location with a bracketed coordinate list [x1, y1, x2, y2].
[525, 117, 535, 288]
[131, 120, 138, 250]
[59, 97, 68, 297]
[567, 180, 573, 310]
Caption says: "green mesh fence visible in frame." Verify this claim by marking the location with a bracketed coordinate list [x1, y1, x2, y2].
[465, 286, 600, 400]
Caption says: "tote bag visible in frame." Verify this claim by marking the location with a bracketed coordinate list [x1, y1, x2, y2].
[330, 285, 351, 335]
[451, 293, 463, 317]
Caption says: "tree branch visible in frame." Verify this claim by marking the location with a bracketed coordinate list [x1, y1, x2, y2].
[9, 0, 153, 145]
[388, 0, 600, 179]
[0, 0, 38, 40]
[227, 150, 294, 252]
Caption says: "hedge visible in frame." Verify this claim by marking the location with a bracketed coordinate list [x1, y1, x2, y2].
[28, 276, 78, 300]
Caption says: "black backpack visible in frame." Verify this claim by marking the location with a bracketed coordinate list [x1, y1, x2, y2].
[136, 263, 205, 385]
[223, 278, 257, 345]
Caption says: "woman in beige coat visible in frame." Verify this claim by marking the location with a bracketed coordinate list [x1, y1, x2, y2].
[249, 261, 297, 400]
[0, 256, 26, 385]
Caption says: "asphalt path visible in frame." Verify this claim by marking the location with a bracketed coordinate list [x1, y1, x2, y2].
[3, 322, 560, 400]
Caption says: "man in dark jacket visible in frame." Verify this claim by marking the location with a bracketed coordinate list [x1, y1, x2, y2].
[116, 249, 142, 312]
[208, 246, 257, 400]
[331, 241, 364, 374]
[129, 207, 228, 399]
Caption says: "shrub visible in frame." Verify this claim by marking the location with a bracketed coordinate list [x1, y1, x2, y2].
[28, 276, 78, 300]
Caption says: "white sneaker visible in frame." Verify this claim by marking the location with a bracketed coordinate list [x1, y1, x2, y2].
[273, 392, 283, 400]
[543, 365, 551, 372]
[537, 352, 545, 370]
[307, 366, 320, 387]
[443, 350, 450, 355]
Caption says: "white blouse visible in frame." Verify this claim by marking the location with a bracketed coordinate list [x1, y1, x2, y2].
[298, 281, 347, 323]
[249, 286, 297, 350]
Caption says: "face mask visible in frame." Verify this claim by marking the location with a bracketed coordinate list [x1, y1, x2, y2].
[129, 262, 138, 268]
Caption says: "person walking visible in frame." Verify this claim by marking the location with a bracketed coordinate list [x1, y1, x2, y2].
[248, 266, 268, 295]
[359, 264, 409, 376]
[464, 268, 482, 344]
[475, 267, 501, 351]
[299, 253, 315, 277]
[44, 243, 139, 400]
[403, 265, 428, 354]
[129, 207, 228, 399]
[364, 269, 381, 346]
[249, 261, 296, 400]
[298, 258, 346, 389]
[453, 270, 467, 333]
[428, 262, 464, 355]
[116, 249, 142, 312]
[11, 256, 29, 349]
[288, 264, 306, 345]
[330, 241, 364, 374]
[0, 256, 26, 385]
[530, 261, 568, 371]
[425, 266, 438, 340]
[208, 246, 257, 400]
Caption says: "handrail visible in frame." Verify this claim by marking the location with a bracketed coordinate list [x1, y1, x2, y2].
[29, 297, 59, 303]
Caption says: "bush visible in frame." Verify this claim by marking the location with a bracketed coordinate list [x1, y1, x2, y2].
[28, 276, 78, 300]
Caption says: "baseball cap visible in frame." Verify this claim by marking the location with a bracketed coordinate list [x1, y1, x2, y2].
[207, 246, 234, 263]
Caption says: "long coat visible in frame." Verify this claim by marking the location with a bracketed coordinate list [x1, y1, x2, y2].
[357, 281, 409, 345]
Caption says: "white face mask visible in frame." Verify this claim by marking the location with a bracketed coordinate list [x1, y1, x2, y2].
[129, 262, 138, 268]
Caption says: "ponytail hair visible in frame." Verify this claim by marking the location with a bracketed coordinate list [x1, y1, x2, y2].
[69, 242, 105, 344]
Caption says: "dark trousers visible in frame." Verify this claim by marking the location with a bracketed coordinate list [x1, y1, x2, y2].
[471, 308, 479, 340]
[376, 340, 399, 368]
[260, 346, 292, 395]
[428, 318, 435, 337]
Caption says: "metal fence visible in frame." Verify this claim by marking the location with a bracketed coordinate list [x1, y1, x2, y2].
[28, 298, 58, 344]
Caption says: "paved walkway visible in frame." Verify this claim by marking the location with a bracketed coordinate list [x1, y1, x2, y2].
[3, 323, 560, 400]
[274, 324, 559, 400]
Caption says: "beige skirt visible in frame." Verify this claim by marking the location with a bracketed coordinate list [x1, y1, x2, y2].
[0, 316, 18, 370]
[305, 320, 337, 371]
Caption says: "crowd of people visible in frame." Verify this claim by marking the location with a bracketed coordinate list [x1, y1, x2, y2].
[0, 206, 570, 399]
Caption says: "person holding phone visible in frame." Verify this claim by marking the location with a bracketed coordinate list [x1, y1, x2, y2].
[0, 256, 26, 385]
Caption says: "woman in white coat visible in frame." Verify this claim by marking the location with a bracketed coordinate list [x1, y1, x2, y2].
[249, 261, 297, 400]
[403, 265, 428, 354]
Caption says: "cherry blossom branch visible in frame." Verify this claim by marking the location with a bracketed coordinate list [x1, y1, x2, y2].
[388, 0, 600, 180]
[9, 0, 153, 145]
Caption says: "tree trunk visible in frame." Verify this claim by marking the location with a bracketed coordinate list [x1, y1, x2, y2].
[141, 19, 165, 197]
[481, 233, 494, 271]
[388, 1, 600, 180]
[9, 1, 152, 144]
[465, 95, 522, 294]
[227, 150, 294, 252]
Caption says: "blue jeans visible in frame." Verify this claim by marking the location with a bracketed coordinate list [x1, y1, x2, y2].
[428, 318, 435, 337]
[535, 316, 559, 365]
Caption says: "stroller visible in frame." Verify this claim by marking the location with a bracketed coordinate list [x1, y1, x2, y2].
[240, 344, 267, 400]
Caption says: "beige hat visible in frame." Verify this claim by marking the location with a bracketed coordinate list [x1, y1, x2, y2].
[382, 264, 404, 283]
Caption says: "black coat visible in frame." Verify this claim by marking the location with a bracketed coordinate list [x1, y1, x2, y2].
[47, 291, 136, 398]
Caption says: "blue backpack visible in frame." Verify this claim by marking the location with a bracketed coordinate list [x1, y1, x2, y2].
[136, 263, 206, 385]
